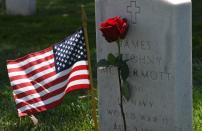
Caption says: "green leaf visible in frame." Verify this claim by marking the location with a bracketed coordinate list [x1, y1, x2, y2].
[116, 54, 123, 65]
[97, 59, 109, 67]
[121, 81, 130, 101]
[120, 61, 129, 81]
[107, 53, 116, 65]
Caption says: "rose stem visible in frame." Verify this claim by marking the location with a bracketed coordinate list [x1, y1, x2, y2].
[117, 40, 127, 131]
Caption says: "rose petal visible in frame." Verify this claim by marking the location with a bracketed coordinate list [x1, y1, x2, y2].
[99, 16, 129, 42]
[100, 26, 120, 42]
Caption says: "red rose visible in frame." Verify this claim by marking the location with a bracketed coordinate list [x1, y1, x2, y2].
[99, 16, 128, 42]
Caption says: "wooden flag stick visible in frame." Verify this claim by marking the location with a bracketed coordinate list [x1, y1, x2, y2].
[29, 115, 38, 125]
[81, 5, 99, 131]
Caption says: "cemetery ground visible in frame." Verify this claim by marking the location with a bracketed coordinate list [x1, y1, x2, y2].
[0, 0, 201, 130]
[0, 0, 95, 130]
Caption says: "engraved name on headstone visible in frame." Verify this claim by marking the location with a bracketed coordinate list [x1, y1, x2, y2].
[96, 0, 192, 131]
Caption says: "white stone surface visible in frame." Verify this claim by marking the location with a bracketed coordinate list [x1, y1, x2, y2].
[6, 0, 36, 15]
[96, 0, 192, 131]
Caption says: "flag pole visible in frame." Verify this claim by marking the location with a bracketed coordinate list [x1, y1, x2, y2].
[29, 115, 38, 125]
[81, 5, 99, 131]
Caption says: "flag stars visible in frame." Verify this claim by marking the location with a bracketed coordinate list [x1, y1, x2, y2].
[53, 29, 87, 73]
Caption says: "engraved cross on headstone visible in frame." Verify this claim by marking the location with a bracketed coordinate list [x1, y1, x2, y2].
[127, 1, 140, 24]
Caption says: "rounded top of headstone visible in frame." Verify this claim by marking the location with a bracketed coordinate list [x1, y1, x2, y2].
[164, 0, 191, 5]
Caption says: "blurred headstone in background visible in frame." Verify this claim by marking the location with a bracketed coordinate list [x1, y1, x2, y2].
[6, 0, 35, 15]
[0, 0, 5, 10]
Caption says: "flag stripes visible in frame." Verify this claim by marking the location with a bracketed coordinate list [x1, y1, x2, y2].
[7, 44, 90, 116]
[18, 83, 89, 117]
[7, 47, 53, 66]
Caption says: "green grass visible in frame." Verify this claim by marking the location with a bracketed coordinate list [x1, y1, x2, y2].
[193, 87, 202, 131]
[0, 0, 202, 130]
[193, 1, 202, 129]
[0, 92, 93, 130]
[0, 0, 95, 130]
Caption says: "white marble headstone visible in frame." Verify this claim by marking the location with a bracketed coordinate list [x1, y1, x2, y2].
[6, 0, 36, 16]
[96, 0, 192, 131]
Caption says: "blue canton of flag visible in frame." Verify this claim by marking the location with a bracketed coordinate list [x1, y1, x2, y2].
[53, 29, 87, 73]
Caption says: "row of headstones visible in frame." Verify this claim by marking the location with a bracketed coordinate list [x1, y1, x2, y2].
[5, 0, 35, 15]
[96, 0, 192, 131]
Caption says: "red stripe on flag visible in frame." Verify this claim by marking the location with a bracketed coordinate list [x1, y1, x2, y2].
[16, 86, 67, 109]
[71, 65, 88, 71]
[14, 73, 89, 100]
[65, 84, 90, 93]
[12, 71, 57, 90]
[7, 55, 54, 72]
[11, 65, 88, 90]
[18, 96, 65, 117]
[10, 63, 55, 81]
[18, 84, 90, 117]
[15, 74, 89, 104]
[9, 63, 55, 81]
[13, 73, 70, 98]
[7, 47, 52, 64]
[68, 74, 89, 83]
[10, 64, 87, 82]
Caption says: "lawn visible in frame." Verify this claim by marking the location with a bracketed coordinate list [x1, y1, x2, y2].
[0, 0, 202, 130]
[0, 0, 95, 130]
[193, 0, 202, 130]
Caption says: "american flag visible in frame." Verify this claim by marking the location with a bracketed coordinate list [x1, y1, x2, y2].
[7, 29, 90, 117]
